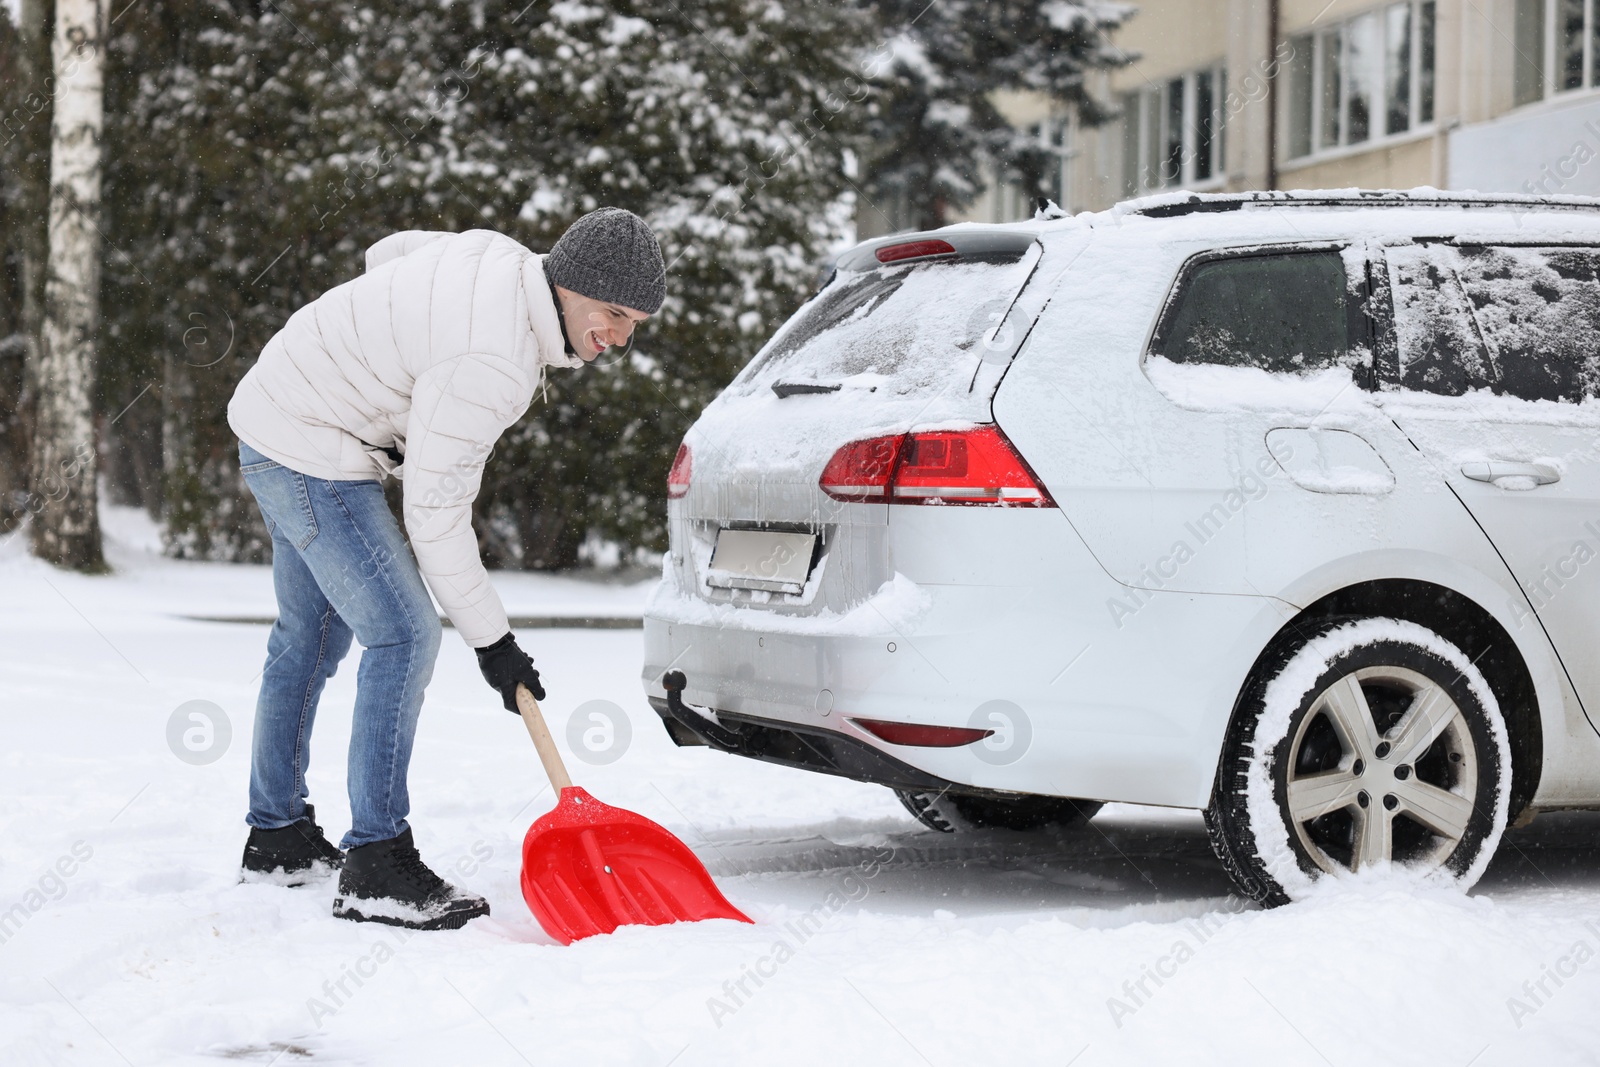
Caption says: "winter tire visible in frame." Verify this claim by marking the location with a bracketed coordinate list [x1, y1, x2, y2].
[896, 789, 1101, 833]
[1207, 616, 1512, 906]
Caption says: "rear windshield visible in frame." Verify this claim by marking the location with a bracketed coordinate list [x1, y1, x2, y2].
[726, 251, 1039, 401]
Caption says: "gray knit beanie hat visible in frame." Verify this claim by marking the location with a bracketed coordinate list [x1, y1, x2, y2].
[544, 207, 666, 315]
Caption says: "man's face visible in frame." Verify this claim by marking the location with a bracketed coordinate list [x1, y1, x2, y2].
[554, 286, 651, 362]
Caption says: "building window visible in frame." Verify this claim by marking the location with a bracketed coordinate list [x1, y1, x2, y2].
[1286, 1, 1435, 161]
[1120, 65, 1227, 196]
[1514, 0, 1600, 107]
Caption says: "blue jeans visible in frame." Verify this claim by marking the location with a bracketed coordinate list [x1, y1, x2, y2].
[238, 440, 442, 848]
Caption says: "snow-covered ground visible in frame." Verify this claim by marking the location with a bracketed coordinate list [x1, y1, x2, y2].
[4, 510, 1600, 1066]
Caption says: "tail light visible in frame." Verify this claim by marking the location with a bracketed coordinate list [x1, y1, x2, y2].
[818, 436, 901, 501]
[667, 443, 692, 499]
[852, 718, 994, 747]
[819, 426, 1053, 507]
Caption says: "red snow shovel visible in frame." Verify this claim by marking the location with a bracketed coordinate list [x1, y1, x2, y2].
[513, 684, 752, 944]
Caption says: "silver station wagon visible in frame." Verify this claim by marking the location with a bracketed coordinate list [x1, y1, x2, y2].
[642, 190, 1600, 906]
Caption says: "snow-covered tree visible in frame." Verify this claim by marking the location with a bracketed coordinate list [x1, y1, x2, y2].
[0, 0, 53, 536]
[862, 0, 1132, 230]
[88, 0, 1127, 566]
[0, 14, 25, 527]
[101, 0, 452, 557]
[30, 0, 106, 570]
[100, 0, 869, 566]
[457, 0, 871, 568]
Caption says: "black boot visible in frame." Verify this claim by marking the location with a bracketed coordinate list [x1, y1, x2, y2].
[240, 804, 344, 886]
[332, 828, 489, 930]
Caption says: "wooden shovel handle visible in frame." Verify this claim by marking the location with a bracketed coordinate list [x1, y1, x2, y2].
[516, 684, 573, 793]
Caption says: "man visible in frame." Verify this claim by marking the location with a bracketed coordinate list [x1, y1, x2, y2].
[227, 208, 664, 930]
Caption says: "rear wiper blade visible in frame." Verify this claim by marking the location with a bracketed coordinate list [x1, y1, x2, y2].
[771, 381, 842, 398]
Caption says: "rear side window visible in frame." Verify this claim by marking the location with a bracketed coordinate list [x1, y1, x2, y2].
[1151, 251, 1354, 374]
[1386, 244, 1600, 401]
[726, 250, 1038, 401]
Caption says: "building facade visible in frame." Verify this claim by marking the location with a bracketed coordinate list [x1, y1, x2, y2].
[864, 0, 1600, 235]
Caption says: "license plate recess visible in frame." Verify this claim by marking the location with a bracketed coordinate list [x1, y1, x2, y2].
[706, 529, 817, 595]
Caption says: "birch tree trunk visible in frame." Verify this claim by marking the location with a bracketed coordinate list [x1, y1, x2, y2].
[29, 0, 106, 570]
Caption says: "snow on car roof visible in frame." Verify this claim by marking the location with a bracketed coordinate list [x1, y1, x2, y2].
[1085, 189, 1600, 247]
[864, 188, 1600, 253]
[1113, 186, 1600, 217]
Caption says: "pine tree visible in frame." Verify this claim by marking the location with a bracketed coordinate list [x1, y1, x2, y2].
[0, 0, 53, 536]
[862, 0, 1131, 229]
[455, 0, 872, 568]
[104, 0, 402, 559]
[101, 0, 872, 567]
[0, 12, 27, 527]
[48, 0, 1128, 566]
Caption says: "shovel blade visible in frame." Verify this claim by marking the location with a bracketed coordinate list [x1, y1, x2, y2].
[520, 787, 751, 944]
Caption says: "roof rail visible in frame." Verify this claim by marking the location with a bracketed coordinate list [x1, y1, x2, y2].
[1122, 188, 1600, 219]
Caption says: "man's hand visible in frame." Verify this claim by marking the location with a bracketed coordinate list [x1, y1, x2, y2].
[475, 633, 546, 713]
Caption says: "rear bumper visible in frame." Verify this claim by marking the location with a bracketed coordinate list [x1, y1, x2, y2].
[642, 561, 1293, 809]
[646, 694, 982, 795]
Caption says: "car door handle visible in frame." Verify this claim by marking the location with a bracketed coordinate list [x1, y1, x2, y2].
[1460, 461, 1560, 487]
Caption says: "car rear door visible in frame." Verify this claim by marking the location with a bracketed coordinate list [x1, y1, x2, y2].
[997, 235, 1451, 605]
[1377, 241, 1600, 736]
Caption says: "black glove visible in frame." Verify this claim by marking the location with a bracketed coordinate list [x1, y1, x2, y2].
[475, 633, 545, 713]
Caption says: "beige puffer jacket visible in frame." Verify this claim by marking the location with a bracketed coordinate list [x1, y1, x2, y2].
[228, 228, 582, 647]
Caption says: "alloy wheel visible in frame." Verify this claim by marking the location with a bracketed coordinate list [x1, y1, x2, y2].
[1285, 665, 1479, 873]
